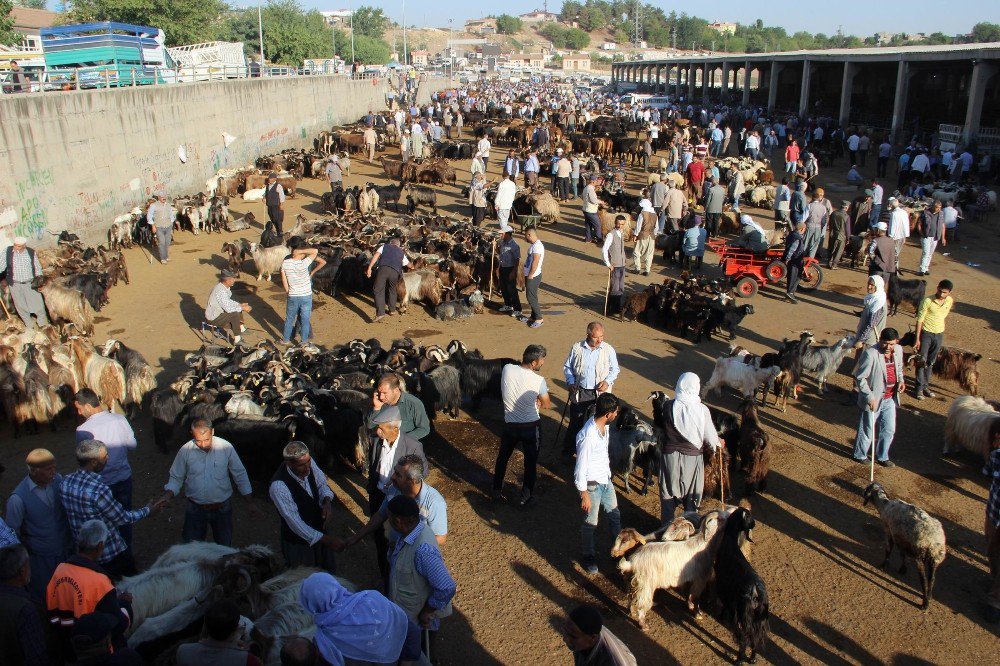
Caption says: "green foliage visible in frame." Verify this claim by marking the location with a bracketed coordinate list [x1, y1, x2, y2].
[0, 0, 21, 47]
[537, 22, 590, 50]
[15, 0, 47, 9]
[66, 0, 228, 46]
[495, 14, 522, 35]
[971, 22, 1000, 42]
[221, 1, 333, 65]
[351, 6, 389, 39]
[350, 34, 391, 64]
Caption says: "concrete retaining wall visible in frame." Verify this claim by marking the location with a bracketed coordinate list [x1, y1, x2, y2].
[0, 76, 389, 247]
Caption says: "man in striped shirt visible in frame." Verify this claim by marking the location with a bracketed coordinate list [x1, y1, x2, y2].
[280, 241, 324, 346]
[205, 269, 251, 344]
[0, 236, 49, 328]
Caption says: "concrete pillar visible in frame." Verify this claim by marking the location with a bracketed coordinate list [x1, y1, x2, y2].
[702, 63, 709, 101]
[962, 61, 997, 144]
[742, 61, 752, 106]
[890, 61, 910, 141]
[674, 65, 681, 98]
[798, 60, 812, 118]
[838, 62, 858, 128]
[688, 65, 696, 99]
[767, 62, 783, 112]
[721, 61, 731, 99]
[659, 64, 666, 94]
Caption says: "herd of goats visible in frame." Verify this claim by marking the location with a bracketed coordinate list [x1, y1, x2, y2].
[1, 108, 999, 663]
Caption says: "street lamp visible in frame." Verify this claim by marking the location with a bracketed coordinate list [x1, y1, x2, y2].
[448, 19, 453, 81]
[257, 0, 265, 76]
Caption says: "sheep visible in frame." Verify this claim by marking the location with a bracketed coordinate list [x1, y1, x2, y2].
[250, 243, 290, 281]
[702, 356, 782, 401]
[102, 339, 156, 418]
[608, 407, 659, 494]
[434, 290, 485, 320]
[714, 507, 769, 665]
[70, 337, 126, 413]
[943, 395, 1000, 461]
[30, 275, 95, 335]
[800, 335, 856, 392]
[862, 482, 947, 610]
[737, 401, 770, 495]
[617, 511, 724, 628]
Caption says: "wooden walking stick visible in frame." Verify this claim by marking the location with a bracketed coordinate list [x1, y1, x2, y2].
[0, 288, 12, 320]
[603, 268, 611, 317]
[718, 446, 725, 505]
[487, 238, 496, 301]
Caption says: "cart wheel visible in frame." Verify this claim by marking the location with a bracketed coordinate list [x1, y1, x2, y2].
[800, 264, 824, 291]
[765, 260, 787, 281]
[735, 277, 759, 298]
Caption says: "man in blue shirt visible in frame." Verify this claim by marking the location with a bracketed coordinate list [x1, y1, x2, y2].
[562, 323, 620, 456]
[525, 150, 540, 188]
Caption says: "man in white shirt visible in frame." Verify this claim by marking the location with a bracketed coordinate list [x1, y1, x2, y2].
[847, 133, 861, 164]
[910, 150, 930, 175]
[205, 269, 251, 344]
[602, 215, 628, 318]
[870, 181, 884, 229]
[887, 197, 911, 265]
[477, 136, 492, 172]
[521, 227, 545, 328]
[495, 173, 518, 228]
[159, 419, 258, 546]
[494, 345, 551, 506]
[575, 393, 622, 575]
[280, 242, 325, 346]
[269, 441, 338, 571]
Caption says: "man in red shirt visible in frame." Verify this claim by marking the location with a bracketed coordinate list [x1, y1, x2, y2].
[852, 328, 904, 467]
[686, 157, 706, 201]
[785, 139, 801, 175]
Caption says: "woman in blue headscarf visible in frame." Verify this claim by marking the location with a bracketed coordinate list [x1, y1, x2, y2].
[300, 572, 422, 666]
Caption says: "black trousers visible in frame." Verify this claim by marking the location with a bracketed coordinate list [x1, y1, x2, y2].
[563, 388, 597, 453]
[493, 421, 541, 493]
[267, 205, 284, 233]
[499, 266, 521, 311]
[373, 266, 401, 316]
[472, 205, 486, 226]
[786, 262, 802, 296]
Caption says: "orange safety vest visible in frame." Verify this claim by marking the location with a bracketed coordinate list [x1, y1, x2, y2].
[46, 561, 115, 629]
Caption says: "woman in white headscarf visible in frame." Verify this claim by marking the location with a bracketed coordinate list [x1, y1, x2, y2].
[735, 214, 770, 252]
[300, 572, 422, 666]
[854, 274, 887, 351]
[657, 373, 721, 523]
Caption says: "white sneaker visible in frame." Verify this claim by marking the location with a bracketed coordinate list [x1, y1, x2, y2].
[239, 325, 247, 333]
[232, 335, 241, 345]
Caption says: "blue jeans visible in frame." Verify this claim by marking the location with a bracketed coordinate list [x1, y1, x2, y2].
[853, 398, 896, 462]
[108, 477, 133, 548]
[869, 204, 881, 228]
[785, 161, 797, 174]
[182, 499, 233, 546]
[581, 481, 621, 560]
[283, 294, 313, 343]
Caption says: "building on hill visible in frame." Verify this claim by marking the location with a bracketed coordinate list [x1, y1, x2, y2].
[508, 52, 545, 69]
[601, 42, 618, 51]
[10, 6, 60, 51]
[320, 10, 353, 25]
[707, 22, 737, 36]
[465, 18, 497, 35]
[410, 49, 429, 66]
[562, 53, 591, 71]
[520, 10, 558, 23]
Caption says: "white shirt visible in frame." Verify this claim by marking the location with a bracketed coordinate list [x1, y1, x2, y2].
[501, 364, 548, 424]
[910, 154, 930, 173]
[524, 239, 544, 278]
[942, 206, 959, 229]
[574, 417, 611, 491]
[601, 230, 624, 268]
[872, 185, 884, 206]
[889, 207, 911, 239]
[377, 434, 401, 490]
[496, 179, 517, 210]
[477, 138, 491, 158]
[281, 256, 314, 297]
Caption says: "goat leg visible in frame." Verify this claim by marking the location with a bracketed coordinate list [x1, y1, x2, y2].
[880, 535, 894, 568]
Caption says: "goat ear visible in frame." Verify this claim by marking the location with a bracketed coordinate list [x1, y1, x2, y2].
[635, 532, 647, 545]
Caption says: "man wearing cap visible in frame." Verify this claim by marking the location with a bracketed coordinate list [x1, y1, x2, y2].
[280, 240, 324, 346]
[852, 328, 904, 467]
[0, 543, 53, 664]
[852, 189, 874, 231]
[368, 372, 430, 441]
[803, 187, 830, 260]
[324, 156, 343, 193]
[582, 175, 606, 244]
[269, 442, 338, 571]
[497, 226, 522, 315]
[870, 180, 884, 227]
[917, 200, 945, 276]
[146, 192, 174, 264]
[828, 200, 852, 269]
[385, 495, 456, 656]
[5, 449, 72, 599]
[602, 215, 628, 318]
[632, 199, 657, 276]
[205, 269, 251, 344]
[0, 236, 48, 328]
[562, 603, 637, 665]
[264, 173, 286, 233]
[887, 197, 911, 265]
[159, 419, 257, 547]
[869, 221, 897, 281]
[649, 175, 668, 234]
[365, 237, 410, 322]
[495, 173, 518, 228]
[703, 177, 725, 237]
[364, 405, 427, 576]
[790, 179, 809, 226]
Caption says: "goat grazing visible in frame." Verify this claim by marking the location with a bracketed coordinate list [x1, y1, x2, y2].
[862, 482, 947, 610]
[715, 507, 769, 665]
[931, 348, 982, 396]
[943, 395, 1000, 461]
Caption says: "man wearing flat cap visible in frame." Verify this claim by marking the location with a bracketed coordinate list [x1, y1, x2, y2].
[269, 441, 338, 571]
[365, 404, 427, 577]
[264, 172, 286, 233]
[0, 236, 48, 328]
[205, 269, 251, 344]
[562, 603, 636, 666]
[146, 191, 174, 264]
[5, 448, 72, 599]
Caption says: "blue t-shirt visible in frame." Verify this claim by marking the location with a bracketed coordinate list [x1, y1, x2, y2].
[379, 482, 448, 540]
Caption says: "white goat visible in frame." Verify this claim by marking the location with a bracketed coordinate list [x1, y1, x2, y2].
[250, 243, 290, 281]
[943, 395, 1000, 460]
[243, 187, 267, 202]
[225, 390, 266, 417]
[119, 561, 222, 628]
[149, 541, 238, 569]
[702, 356, 781, 400]
[32, 276, 95, 335]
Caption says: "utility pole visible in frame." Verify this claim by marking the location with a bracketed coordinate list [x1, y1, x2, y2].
[256, 0, 265, 75]
[671, 25, 676, 50]
[632, 0, 642, 47]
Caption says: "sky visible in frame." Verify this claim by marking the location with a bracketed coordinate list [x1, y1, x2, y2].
[296, 1, 1000, 39]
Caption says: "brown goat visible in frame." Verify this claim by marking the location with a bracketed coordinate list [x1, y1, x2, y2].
[623, 284, 660, 322]
[702, 445, 732, 502]
[738, 401, 771, 495]
[931, 348, 981, 395]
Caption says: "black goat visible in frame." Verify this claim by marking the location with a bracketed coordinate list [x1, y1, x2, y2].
[406, 185, 437, 214]
[888, 273, 926, 316]
[737, 401, 770, 495]
[706, 303, 754, 341]
[418, 364, 462, 420]
[60, 273, 108, 311]
[447, 345, 516, 410]
[214, 413, 325, 492]
[150, 388, 184, 453]
[715, 507, 770, 664]
[376, 184, 403, 211]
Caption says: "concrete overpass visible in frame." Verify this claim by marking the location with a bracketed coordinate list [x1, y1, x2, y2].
[612, 43, 1000, 144]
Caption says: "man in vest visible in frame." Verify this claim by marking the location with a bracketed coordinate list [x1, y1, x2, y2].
[365, 236, 410, 322]
[562, 323, 620, 457]
[601, 215, 628, 318]
[269, 442, 338, 572]
[386, 495, 456, 658]
[0, 236, 49, 328]
[146, 192, 175, 264]
[47, 520, 134, 659]
[265, 173, 286, 233]
[364, 125, 379, 162]
[0, 544, 53, 665]
[5, 449, 73, 600]
[632, 199, 657, 276]
[365, 406, 427, 578]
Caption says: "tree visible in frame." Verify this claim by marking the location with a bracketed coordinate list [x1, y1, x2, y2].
[350, 34, 391, 64]
[578, 5, 608, 32]
[66, 0, 228, 46]
[0, 0, 20, 47]
[15, 0, 47, 9]
[564, 26, 590, 49]
[559, 1, 582, 23]
[495, 14, 522, 35]
[971, 22, 1000, 43]
[221, 1, 335, 65]
[351, 6, 389, 39]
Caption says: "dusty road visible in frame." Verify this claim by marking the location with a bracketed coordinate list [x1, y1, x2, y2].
[2, 148, 998, 664]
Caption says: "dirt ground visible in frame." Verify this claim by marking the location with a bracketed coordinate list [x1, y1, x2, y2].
[2, 145, 999, 664]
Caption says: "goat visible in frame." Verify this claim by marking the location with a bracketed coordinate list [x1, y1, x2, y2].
[930, 348, 982, 396]
[943, 395, 1000, 461]
[150, 388, 184, 452]
[703, 357, 782, 401]
[418, 364, 462, 420]
[400, 269, 450, 312]
[405, 185, 437, 214]
[801, 336, 856, 392]
[434, 290, 485, 320]
[103, 339, 156, 418]
[705, 303, 755, 341]
[715, 508, 769, 665]
[862, 483, 947, 610]
[70, 337, 126, 412]
[13, 344, 56, 434]
[888, 273, 927, 316]
[31, 275, 95, 335]
[250, 243, 290, 281]
[737, 401, 770, 495]
[618, 512, 724, 628]
[609, 407, 659, 494]
[446, 344, 516, 410]
[622, 284, 660, 322]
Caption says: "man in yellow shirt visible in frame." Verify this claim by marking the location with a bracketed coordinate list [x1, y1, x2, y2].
[914, 279, 953, 400]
